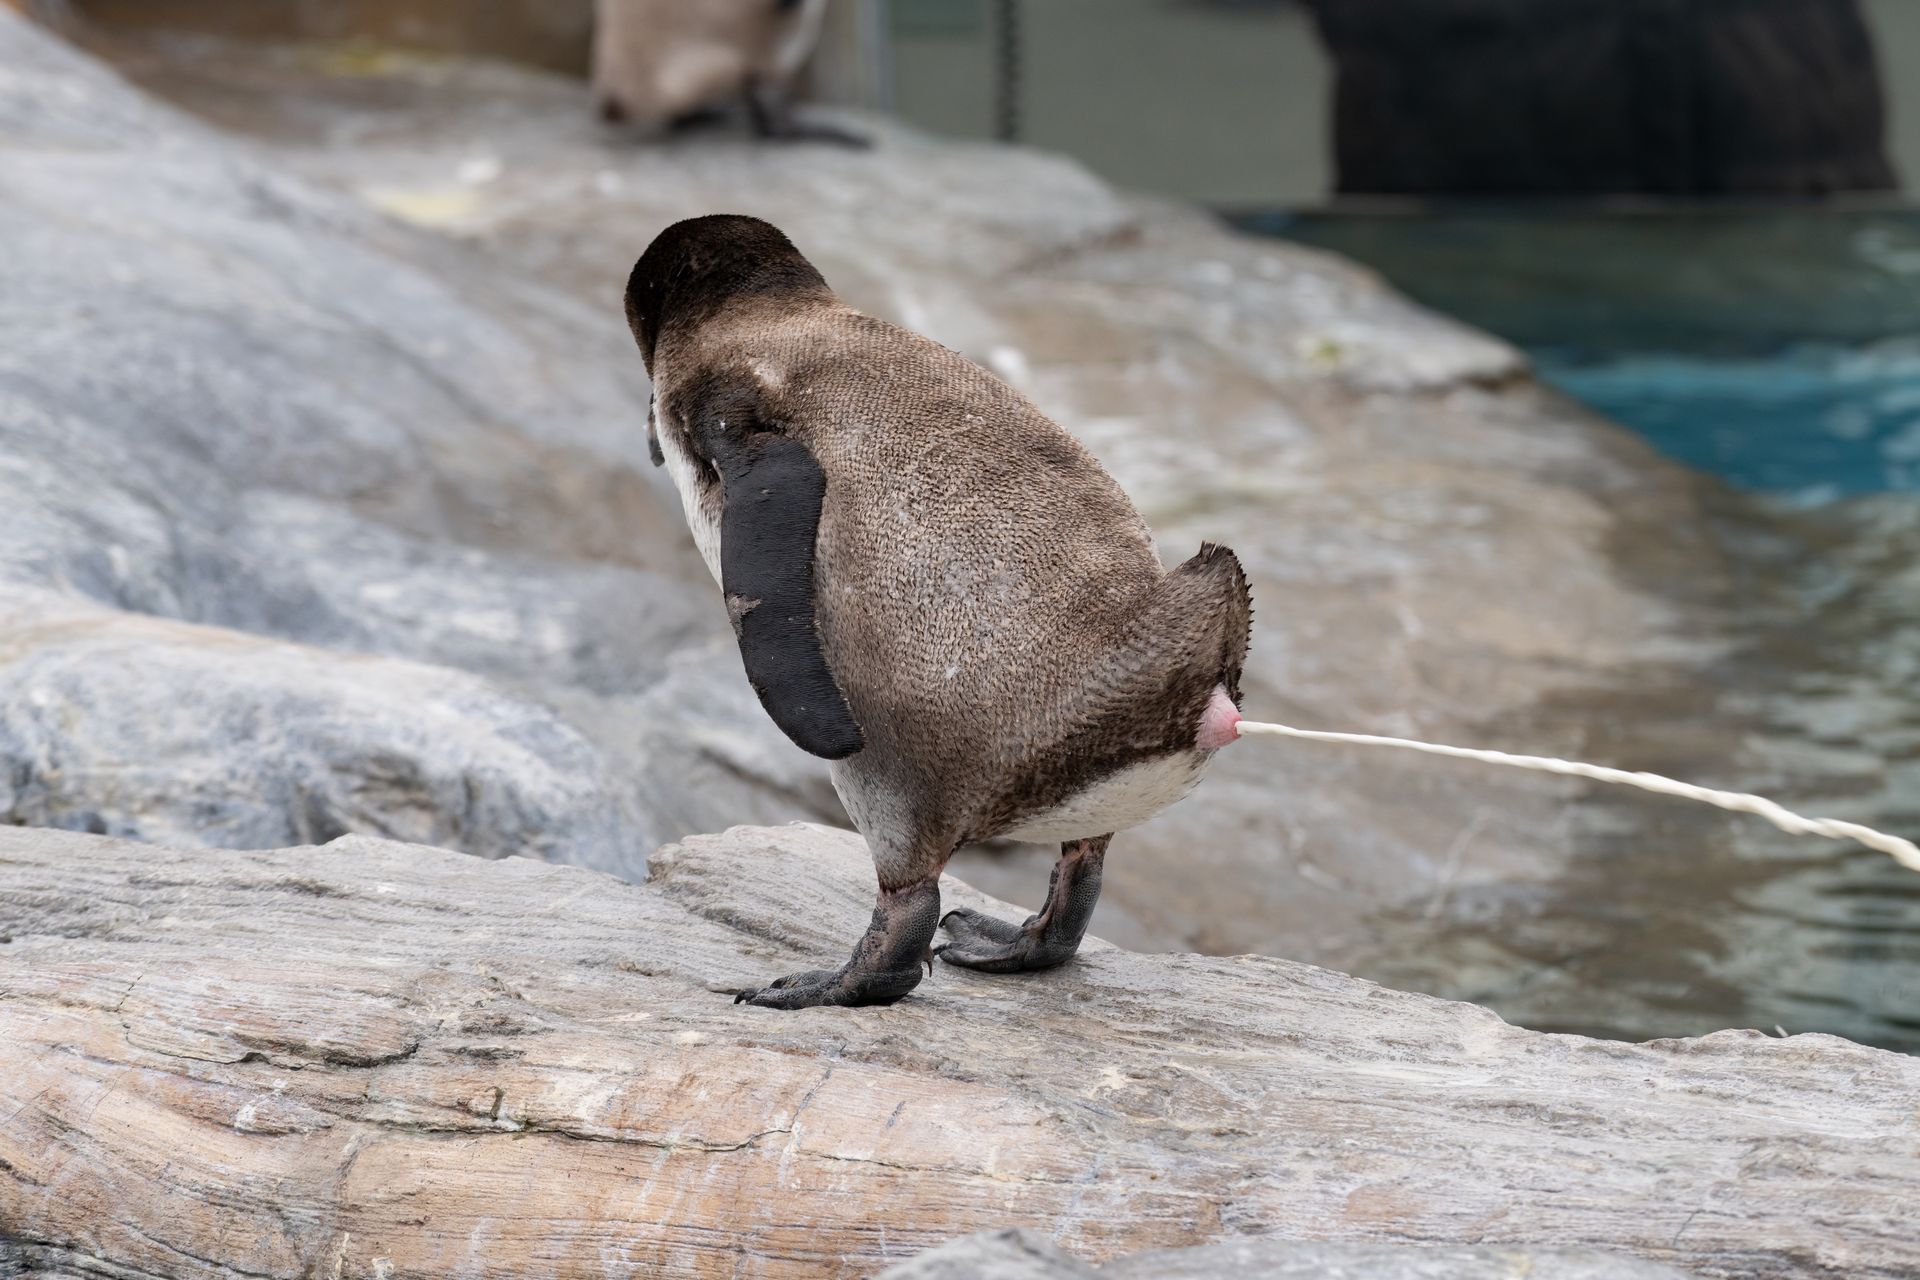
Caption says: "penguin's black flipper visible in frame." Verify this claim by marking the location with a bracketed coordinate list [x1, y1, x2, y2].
[686, 388, 864, 760]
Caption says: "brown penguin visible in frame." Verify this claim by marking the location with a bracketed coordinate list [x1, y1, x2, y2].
[625, 215, 1251, 1009]
[593, 0, 861, 145]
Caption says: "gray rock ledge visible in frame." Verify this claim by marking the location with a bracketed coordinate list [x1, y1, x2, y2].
[878, 1227, 1701, 1279]
[1, 822, 1913, 1278]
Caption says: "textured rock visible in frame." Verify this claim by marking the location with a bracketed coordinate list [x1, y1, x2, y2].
[879, 1230, 1096, 1280]
[0, 10, 809, 871]
[2, 823, 1914, 1279]
[49, 0, 596, 72]
[0, 589, 632, 862]
[878, 1229, 1703, 1280]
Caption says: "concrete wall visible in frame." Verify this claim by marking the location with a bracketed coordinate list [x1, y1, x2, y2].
[886, 0, 1919, 207]
[886, 0, 1331, 208]
[1865, 0, 1919, 190]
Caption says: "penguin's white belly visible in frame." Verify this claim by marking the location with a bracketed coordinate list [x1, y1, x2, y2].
[1000, 751, 1209, 844]
[655, 406, 723, 586]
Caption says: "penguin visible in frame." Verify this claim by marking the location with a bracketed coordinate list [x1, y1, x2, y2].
[593, 0, 864, 146]
[625, 215, 1252, 1009]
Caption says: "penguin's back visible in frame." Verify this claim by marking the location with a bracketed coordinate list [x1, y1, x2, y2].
[722, 307, 1157, 674]
[654, 297, 1249, 840]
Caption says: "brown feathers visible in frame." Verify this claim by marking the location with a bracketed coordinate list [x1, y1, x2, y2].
[631, 216, 1254, 878]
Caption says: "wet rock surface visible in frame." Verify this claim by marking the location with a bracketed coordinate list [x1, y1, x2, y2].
[4, 13, 1915, 1051]
[3, 822, 1915, 1279]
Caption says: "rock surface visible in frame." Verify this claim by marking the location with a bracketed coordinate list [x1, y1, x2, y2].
[879, 1228, 1702, 1280]
[2, 823, 1915, 1279]
[0, 11, 823, 870]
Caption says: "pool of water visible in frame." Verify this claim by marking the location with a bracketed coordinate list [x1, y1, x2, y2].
[1539, 341, 1920, 498]
[1247, 208, 1920, 501]
[1241, 207, 1920, 1053]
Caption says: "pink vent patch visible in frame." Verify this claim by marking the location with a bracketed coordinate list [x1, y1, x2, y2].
[1195, 685, 1241, 751]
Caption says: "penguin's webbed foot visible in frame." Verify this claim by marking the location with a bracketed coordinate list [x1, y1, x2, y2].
[935, 907, 1085, 973]
[935, 834, 1110, 975]
[934, 906, 1071, 972]
[768, 119, 872, 149]
[745, 81, 871, 149]
[731, 965, 900, 1009]
[732, 972, 845, 1009]
[730, 877, 940, 1010]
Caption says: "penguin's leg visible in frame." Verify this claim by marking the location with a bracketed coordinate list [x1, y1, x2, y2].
[743, 77, 870, 148]
[731, 846, 944, 1010]
[935, 834, 1111, 974]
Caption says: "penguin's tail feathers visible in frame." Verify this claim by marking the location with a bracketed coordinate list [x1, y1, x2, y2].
[1164, 541, 1253, 704]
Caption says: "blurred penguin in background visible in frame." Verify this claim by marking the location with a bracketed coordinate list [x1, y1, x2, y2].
[593, 0, 864, 145]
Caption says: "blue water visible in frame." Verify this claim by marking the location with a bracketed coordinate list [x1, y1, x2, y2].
[1539, 341, 1920, 500]
[1240, 209, 1920, 501]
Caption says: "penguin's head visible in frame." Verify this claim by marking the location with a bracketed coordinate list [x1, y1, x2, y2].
[624, 214, 830, 375]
